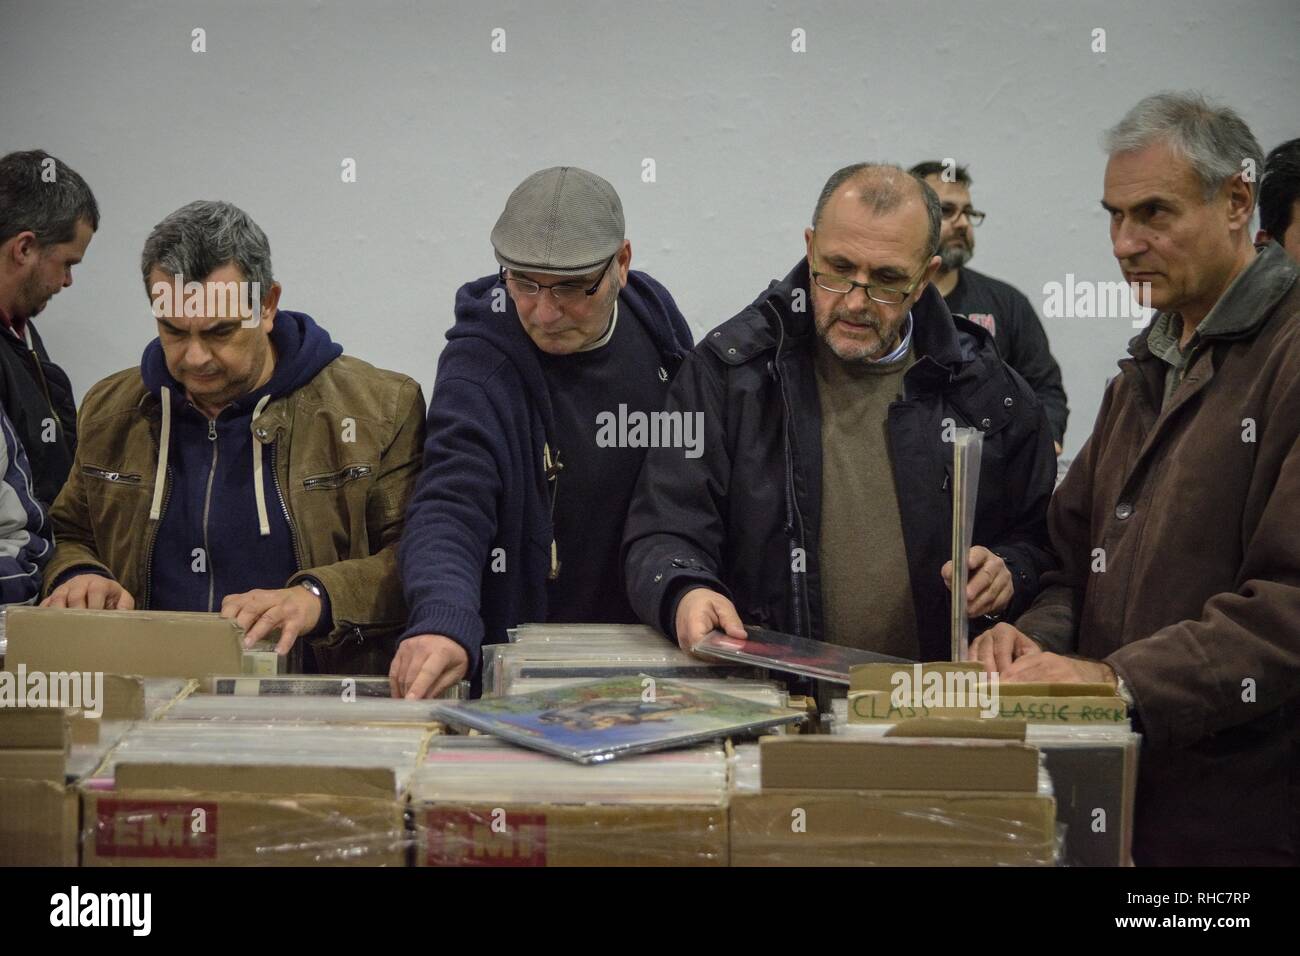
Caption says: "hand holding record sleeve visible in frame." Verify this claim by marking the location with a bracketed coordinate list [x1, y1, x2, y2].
[946, 427, 984, 661]
[942, 546, 1013, 619]
[674, 586, 746, 653]
[695, 626, 910, 684]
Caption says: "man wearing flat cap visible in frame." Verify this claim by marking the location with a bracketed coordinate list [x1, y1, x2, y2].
[393, 167, 694, 698]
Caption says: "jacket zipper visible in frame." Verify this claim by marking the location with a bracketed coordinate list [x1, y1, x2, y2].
[543, 441, 562, 580]
[201, 418, 220, 612]
[24, 337, 63, 440]
[766, 301, 812, 639]
[269, 434, 311, 669]
[302, 464, 372, 490]
[270, 437, 305, 572]
[82, 466, 143, 484]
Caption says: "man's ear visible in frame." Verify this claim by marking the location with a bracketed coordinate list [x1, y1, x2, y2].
[922, 254, 942, 287]
[804, 227, 815, 261]
[1225, 173, 1254, 231]
[5, 231, 38, 267]
[259, 281, 282, 330]
[616, 239, 632, 287]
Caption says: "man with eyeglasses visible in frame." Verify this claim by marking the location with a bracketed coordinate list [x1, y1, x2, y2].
[909, 162, 1069, 454]
[625, 164, 1055, 667]
[394, 167, 693, 698]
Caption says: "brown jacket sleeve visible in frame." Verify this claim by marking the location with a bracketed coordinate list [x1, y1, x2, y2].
[42, 385, 117, 598]
[1011, 378, 1117, 653]
[1105, 376, 1300, 749]
[289, 377, 426, 631]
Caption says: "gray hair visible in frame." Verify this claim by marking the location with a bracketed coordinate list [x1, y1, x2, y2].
[140, 200, 274, 302]
[1103, 91, 1264, 210]
[812, 163, 941, 260]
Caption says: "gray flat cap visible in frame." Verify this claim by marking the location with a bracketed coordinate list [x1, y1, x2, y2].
[492, 166, 625, 276]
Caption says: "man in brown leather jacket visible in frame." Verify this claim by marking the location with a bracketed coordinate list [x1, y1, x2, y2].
[971, 92, 1300, 865]
[40, 200, 425, 674]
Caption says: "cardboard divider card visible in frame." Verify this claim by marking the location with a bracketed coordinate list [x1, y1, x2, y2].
[4, 607, 246, 680]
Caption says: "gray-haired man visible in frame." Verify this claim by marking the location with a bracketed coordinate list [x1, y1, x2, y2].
[975, 92, 1300, 865]
[40, 200, 426, 675]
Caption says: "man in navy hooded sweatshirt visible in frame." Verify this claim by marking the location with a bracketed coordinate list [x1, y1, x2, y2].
[41, 201, 425, 674]
[394, 167, 693, 698]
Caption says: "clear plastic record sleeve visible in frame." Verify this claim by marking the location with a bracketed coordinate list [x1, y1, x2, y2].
[693, 626, 911, 685]
[950, 428, 984, 661]
[432, 675, 806, 764]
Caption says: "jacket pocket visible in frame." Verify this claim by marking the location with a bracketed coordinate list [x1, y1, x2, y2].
[302, 463, 373, 490]
[82, 465, 144, 485]
[309, 620, 404, 675]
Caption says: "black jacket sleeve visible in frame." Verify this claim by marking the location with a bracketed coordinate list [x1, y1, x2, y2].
[622, 348, 734, 640]
[1004, 288, 1069, 446]
[985, 372, 1059, 625]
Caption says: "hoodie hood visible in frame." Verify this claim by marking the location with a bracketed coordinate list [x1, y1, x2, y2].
[139, 309, 343, 534]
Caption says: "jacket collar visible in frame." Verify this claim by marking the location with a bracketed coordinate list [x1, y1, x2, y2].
[1130, 241, 1299, 360]
[708, 258, 969, 376]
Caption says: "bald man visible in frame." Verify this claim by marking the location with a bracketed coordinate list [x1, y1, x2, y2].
[625, 163, 1055, 665]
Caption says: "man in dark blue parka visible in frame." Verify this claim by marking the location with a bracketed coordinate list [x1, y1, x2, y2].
[393, 167, 693, 698]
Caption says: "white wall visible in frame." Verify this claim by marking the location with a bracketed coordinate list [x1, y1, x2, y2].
[3, 0, 1298, 456]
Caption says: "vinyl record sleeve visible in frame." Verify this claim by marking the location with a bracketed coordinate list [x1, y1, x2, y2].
[693, 626, 911, 685]
[432, 675, 806, 764]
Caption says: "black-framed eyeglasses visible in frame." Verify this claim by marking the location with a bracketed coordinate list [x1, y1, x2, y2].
[809, 248, 930, 305]
[500, 255, 615, 302]
[940, 202, 986, 226]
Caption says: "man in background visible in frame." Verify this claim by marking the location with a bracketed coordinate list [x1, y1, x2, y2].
[1257, 136, 1300, 262]
[910, 161, 1069, 452]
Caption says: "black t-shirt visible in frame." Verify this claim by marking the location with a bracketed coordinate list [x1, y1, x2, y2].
[536, 306, 672, 623]
[944, 267, 1069, 444]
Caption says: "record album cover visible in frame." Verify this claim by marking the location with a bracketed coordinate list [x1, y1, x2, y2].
[433, 675, 805, 764]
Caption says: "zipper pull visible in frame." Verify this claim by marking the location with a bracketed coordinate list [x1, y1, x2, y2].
[208, 419, 217, 441]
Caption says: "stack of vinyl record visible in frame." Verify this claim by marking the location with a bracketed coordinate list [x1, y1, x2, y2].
[163, 693, 446, 726]
[88, 722, 430, 794]
[411, 736, 729, 805]
[486, 623, 766, 697]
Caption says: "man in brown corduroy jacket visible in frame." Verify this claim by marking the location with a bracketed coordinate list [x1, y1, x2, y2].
[970, 92, 1300, 866]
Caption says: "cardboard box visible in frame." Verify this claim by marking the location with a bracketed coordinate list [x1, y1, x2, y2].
[994, 683, 1128, 724]
[413, 802, 728, 867]
[0, 748, 67, 783]
[81, 762, 408, 867]
[759, 735, 1041, 792]
[848, 663, 1127, 725]
[729, 790, 1057, 866]
[5, 607, 243, 680]
[0, 777, 79, 866]
[0, 705, 80, 867]
[0, 706, 74, 750]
